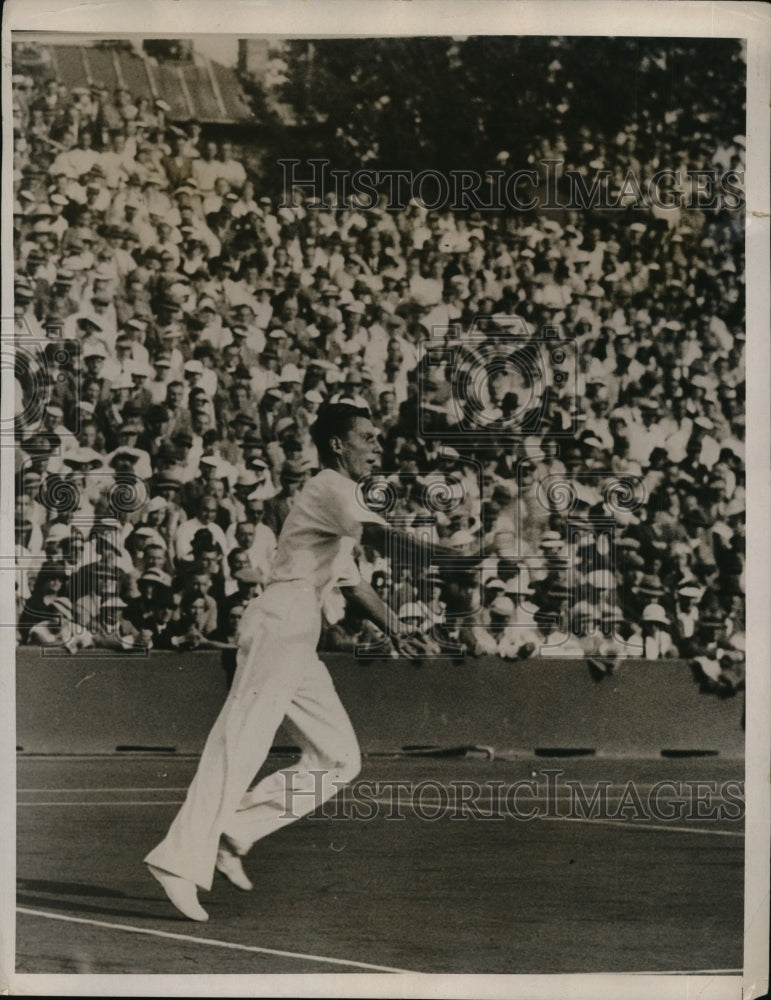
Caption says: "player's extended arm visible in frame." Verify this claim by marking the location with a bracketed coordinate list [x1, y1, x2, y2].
[340, 579, 428, 659]
[360, 521, 456, 562]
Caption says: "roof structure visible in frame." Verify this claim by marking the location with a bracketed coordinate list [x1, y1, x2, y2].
[13, 39, 255, 124]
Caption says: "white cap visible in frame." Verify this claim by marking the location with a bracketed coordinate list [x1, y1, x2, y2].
[83, 340, 107, 358]
[642, 603, 669, 625]
[490, 596, 515, 617]
[398, 602, 426, 621]
[279, 363, 302, 383]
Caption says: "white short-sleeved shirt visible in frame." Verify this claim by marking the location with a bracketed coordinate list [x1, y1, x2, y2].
[267, 468, 385, 598]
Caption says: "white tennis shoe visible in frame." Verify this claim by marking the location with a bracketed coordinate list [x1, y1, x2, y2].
[147, 864, 209, 922]
[215, 844, 254, 891]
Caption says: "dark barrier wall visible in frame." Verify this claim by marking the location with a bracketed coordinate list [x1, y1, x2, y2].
[15, 649, 745, 757]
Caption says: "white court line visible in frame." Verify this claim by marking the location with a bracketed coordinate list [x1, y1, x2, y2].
[537, 815, 744, 838]
[636, 968, 742, 975]
[16, 907, 415, 974]
[373, 798, 745, 837]
[17, 792, 740, 806]
[18, 787, 191, 793]
[16, 796, 745, 837]
[13, 909, 743, 978]
[17, 788, 742, 799]
[18, 801, 185, 806]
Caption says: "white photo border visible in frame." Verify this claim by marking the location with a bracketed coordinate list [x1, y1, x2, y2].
[2, 2, 769, 999]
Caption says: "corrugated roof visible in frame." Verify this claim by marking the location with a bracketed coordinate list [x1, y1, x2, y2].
[25, 43, 254, 124]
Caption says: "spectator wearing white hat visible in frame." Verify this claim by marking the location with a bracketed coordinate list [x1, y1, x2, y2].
[394, 602, 441, 656]
[276, 361, 303, 404]
[28, 595, 95, 653]
[125, 357, 156, 412]
[83, 171, 112, 214]
[179, 358, 207, 405]
[672, 582, 702, 652]
[328, 366, 369, 411]
[640, 603, 678, 659]
[76, 289, 119, 352]
[133, 522, 172, 576]
[484, 594, 529, 660]
[178, 453, 229, 521]
[38, 403, 78, 454]
[223, 467, 259, 525]
[296, 387, 324, 426]
[82, 354, 116, 423]
[144, 350, 173, 403]
[329, 300, 369, 361]
[231, 301, 267, 353]
[123, 564, 171, 626]
[90, 593, 143, 650]
[188, 296, 224, 351]
[11, 57, 749, 672]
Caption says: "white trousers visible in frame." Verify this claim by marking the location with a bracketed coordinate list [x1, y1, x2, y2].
[144, 583, 361, 890]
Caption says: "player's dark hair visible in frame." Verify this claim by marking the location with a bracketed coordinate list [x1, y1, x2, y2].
[311, 402, 369, 468]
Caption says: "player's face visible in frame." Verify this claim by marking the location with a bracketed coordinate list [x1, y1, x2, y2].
[337, 417, 382, 481]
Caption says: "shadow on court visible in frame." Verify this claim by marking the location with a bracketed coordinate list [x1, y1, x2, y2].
[18, 878, 132, 899]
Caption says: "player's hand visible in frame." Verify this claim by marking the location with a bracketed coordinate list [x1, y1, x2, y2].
[182, 628, 203, 649]
[394, 631, 430, 662]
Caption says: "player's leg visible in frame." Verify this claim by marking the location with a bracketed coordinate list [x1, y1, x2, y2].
[221, 653, 361, 856]
[143, 607, 304, 893]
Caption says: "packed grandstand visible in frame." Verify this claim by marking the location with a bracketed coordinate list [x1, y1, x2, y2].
[11, 38, 746, 696]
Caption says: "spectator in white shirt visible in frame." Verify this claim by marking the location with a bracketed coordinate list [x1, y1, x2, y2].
[231, 515, 277, 587]
[174, 494, 229, 564]
[216, 141, 247, 192]
[192, 141, 223, 196]
[640, 604, 678, 658]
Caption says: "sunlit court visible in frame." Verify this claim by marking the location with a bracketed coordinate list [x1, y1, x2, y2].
[17, 752, 743, 976]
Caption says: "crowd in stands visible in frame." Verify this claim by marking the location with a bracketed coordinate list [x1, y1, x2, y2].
[11, 54, 746, 696]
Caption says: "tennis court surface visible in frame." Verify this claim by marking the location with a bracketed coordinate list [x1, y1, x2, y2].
[16, 752, 743, 976]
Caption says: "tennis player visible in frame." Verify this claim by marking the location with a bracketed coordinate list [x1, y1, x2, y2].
[145, 403, 429, 921]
